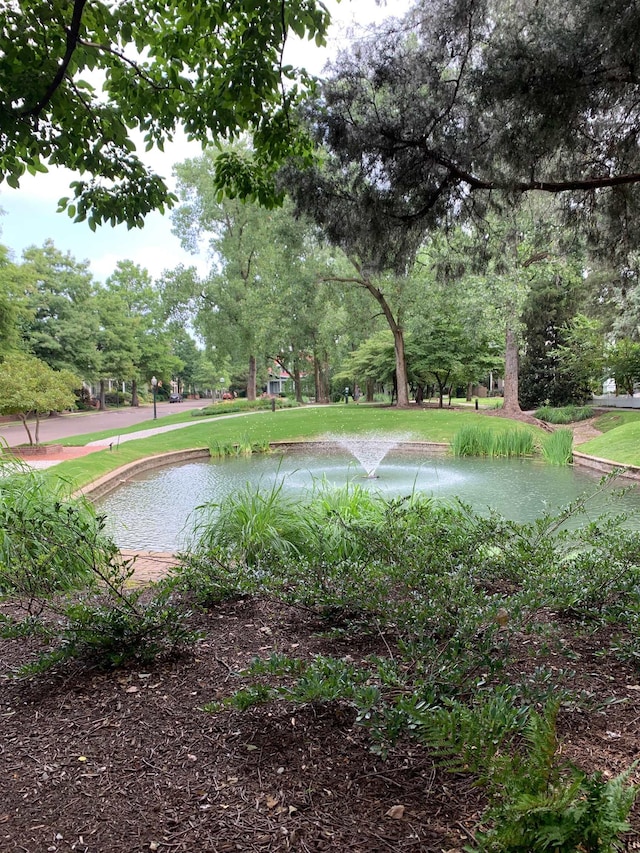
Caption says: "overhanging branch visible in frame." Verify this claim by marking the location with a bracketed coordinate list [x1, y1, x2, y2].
[20, 0, 88, 118]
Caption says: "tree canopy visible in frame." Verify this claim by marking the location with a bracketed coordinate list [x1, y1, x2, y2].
[0, 0, 330, 227]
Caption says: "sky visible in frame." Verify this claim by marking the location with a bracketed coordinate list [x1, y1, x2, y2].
[0, 0, 410, 283]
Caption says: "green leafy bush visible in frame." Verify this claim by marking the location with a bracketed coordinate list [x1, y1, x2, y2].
[0, 466, 197, 671]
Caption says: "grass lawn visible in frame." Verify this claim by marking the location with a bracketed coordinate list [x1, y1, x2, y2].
[45, 405, 543, 491]
[593, 409, 640, 433]
[578, 417, 640, 466]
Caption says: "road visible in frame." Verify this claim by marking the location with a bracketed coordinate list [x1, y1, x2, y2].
[0, 399, 207, 448]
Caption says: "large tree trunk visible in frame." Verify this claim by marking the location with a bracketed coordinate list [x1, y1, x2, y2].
[247, 355, 257, 401]
[99, 379, 106, 411]
[366, 379, 375, 403]
[392, 327, 410, 407]
[503, 326, 522, 415]
[131, 378, 139, 407]
[313, 349, 330, 403]
[363, 276, 409, 407]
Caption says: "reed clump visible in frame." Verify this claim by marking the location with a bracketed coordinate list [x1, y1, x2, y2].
[452, 424, 534, 457]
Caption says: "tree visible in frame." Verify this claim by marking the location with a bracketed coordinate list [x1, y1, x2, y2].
[0, 0, 331, 226]
[94, 287, 140, 410]
[606, 339, 640, 397]
[298, 0, 640, 231]
[0, 245, 31, 357]
[19, 240, 99, 378]
[519, 273, 593, 409]
[0, 352, 78, 445]
[104, 260, 173, 406]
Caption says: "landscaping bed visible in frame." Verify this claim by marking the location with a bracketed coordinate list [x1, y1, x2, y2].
[1, 592, 640, 853]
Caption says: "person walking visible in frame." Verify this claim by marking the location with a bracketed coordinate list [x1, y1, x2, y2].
[343, 386, 350, 404]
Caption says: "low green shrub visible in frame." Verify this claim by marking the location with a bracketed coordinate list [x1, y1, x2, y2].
[193, 397, 298, 418]
[535, 405, 595, 424]
[0, 465, 111, 598]
[0, 466, 197, 672]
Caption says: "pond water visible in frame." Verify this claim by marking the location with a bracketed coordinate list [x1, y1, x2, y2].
[94, 450, 640, 551]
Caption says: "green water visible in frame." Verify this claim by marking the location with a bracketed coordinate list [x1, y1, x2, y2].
[96, 450, 640, 551]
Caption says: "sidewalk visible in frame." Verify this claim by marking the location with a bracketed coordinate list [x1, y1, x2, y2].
[11, 409, 267, 468]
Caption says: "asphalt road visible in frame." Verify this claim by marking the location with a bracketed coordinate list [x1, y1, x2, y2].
[0, 399, 207, 448]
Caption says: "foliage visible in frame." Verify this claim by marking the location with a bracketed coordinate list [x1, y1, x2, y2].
[0, 0, 330, 225]
[18, 241, 100, 378]
[193, 397, 298, 417]
[535, 405, 595, 424]
[549, 314, 606, 404]
[0, 465, 196, 671]
[541, 429, 574, 465]
[470, 705, 637, 853]
[519, 273, 596, 409]
[0, 351, 79, 444]
[605, 339, 640, 396]
[0, 463, 101, 598]
[452, 425, 534, 457]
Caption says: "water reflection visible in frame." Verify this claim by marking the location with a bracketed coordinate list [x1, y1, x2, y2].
[94, 450, 640, 551]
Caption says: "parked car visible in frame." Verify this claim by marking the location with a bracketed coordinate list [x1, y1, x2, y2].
[169, 393, 183, 403]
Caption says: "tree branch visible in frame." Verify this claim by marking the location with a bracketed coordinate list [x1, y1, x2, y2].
[20, 0, 88, 118]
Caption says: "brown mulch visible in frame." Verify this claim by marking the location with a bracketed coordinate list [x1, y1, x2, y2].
[2, 577, 640, 853]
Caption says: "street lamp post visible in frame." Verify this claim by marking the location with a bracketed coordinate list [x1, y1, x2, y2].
[151, 375, 158, 420]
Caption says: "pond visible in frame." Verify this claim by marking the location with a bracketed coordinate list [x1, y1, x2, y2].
[95, 449, 640, 551]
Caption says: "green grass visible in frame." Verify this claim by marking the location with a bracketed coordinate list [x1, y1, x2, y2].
[541, 429, 573, 465]
[578, 419, 640, 466]
[592, 410, 640, 433]
[452, 424, 536, 457]
[39, 406, 547, 492]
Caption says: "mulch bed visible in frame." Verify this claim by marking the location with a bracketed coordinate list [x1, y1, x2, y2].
[2, 587, 640, 853]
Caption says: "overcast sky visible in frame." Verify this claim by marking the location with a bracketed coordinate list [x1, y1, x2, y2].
[0, 0, 410, 283]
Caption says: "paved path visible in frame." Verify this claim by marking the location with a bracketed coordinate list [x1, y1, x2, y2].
[0, 398, 206, 448]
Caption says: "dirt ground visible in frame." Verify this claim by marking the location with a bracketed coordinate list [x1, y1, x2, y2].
[5, 417, 640, 853]
[1, 584, 640, 853]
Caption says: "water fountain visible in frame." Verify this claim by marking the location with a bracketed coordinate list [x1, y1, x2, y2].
[94, 445, 640, 552]
[332, 434, 403, 478]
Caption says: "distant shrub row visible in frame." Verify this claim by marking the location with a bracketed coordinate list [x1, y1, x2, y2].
[534, 405, 594, 424]
[192, 397, 299, 418]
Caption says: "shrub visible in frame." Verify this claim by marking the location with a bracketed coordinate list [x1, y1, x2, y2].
[0, 466, 197, 671]
[0, 466, 110, 599]
[535, 405, 595, 424]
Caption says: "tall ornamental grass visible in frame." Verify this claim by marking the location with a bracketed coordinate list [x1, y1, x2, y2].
[541, 429, 574, 465]
[535, 405, 594, 424]
[452, 424, 534, 457]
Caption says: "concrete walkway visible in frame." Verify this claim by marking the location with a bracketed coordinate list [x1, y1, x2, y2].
[10, 409, 268, 469]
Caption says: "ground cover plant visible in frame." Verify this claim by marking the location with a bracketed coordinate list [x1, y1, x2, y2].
[2, 464, 640, 851]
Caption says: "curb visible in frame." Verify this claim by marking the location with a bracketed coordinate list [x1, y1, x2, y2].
[73, 448, 211, 500]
